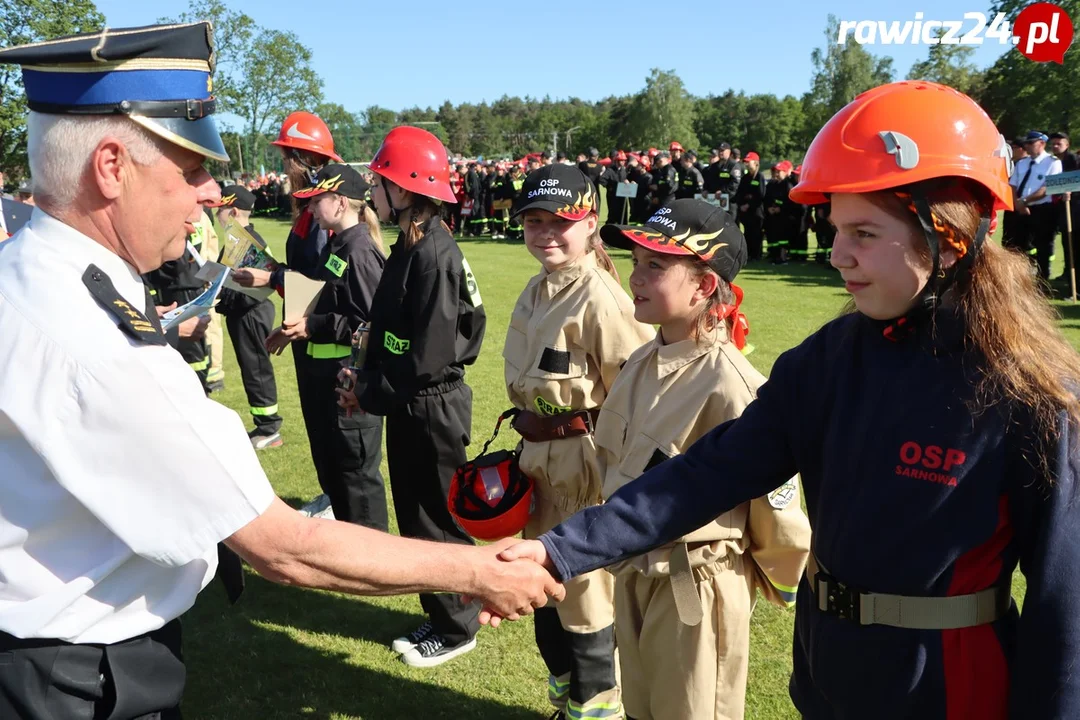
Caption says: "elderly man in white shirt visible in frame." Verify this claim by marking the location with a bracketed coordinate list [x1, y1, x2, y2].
[0, 23, 561, 720]
[1010, 130, 1063, 281]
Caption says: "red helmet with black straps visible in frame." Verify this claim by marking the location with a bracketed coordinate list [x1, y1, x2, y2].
[368, 126, 457, 203]
[447, 410, 533, 541]
[271, 111, 343, 162]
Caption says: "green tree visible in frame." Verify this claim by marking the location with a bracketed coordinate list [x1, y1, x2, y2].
[743, 94, 806, 163]
[801, 15, 895, 145]
[906, 29, 985, 97]
[979, 0, 1079, 138]
[625, 69, 699, 150]
[0, 0, 106, 177]
[161, 0, 255, 116]
[230, 28, 323, 171]
[693, 90, 749, 152]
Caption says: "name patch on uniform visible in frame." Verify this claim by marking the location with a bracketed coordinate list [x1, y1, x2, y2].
[326, 254, 348, 277]
[768, 479, 798, 509]
[462, 257, 482, 308]
[534, 396, 571, 417]
[538, 348, 571, 374]
[82, 265, 167, 346]
[384, 331, 411, 355]
[751, 181, 760, 186]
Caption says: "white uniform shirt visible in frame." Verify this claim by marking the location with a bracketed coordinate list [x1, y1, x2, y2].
[0, 210, 275, 643]
[1010, 150, 1062, 206]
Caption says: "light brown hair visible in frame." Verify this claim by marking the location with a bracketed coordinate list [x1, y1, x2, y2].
[346, 197, 383, 254]
[403, 195, 453, 249]
[586, 214, 620, 283]
[680, 257, 736, 344]
[867, 178, 1080, 476]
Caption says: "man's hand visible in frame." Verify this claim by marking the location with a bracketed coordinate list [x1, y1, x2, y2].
[155, 302, 177, 318]
[464, 539, 563, 628]
[179, 314, 210, 340]
[265, 318, 309, 355]
[233, 268, 272, 288]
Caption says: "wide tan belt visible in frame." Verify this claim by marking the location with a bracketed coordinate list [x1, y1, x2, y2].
[807, 553, 1011, 630]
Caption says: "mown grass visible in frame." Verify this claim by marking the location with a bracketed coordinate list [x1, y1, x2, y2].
[183, 210, 1076, 719]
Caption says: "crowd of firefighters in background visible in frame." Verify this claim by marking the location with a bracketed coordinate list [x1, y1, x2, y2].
[445, 142, 832, 265]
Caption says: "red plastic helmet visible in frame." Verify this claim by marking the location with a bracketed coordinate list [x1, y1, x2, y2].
[448, 450, 533, 541]
[271, 111, 343, 162]
[616, 150, 628, 161]
[790, 81, 1012, 211]
[669, 141, 684, 152]
[368, 126, 456, 203]
[647, 147, 659, 157]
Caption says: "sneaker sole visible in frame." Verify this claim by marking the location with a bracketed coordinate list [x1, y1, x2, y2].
[401, 638, 477, 668]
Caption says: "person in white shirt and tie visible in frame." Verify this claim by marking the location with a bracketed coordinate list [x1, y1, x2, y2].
[1010, 130, 1063, 283]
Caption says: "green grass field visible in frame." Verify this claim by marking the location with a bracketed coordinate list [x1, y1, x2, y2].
[182, 213, 1080, 719]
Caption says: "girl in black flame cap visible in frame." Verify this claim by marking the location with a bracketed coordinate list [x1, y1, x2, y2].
[503, 164, 654, 720]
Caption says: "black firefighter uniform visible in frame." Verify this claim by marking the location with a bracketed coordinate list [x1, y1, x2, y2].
[597, 326, 810, 720]
[504, 250, 654, 719]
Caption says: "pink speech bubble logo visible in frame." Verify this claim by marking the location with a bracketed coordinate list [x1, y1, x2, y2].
[1014, 2, 1074, 64]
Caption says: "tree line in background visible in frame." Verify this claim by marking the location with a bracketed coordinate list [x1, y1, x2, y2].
[1, 0, 1077, 177]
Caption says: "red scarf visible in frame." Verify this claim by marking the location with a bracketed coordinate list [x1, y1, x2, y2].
[714, 283, 750, 352]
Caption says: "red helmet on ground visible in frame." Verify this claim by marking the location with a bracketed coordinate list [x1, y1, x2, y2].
[271, 111, 343, 162]
[790, 81, 1012, 211]
[368, 126, 456, 203]
[669, 141, 684, 152]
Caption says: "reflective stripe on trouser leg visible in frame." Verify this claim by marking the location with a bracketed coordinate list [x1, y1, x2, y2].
[188, 357, 209, 371]
[549, 672, 571, 709]
[250, 404, 279, 416]
[566, 625, 622, 719]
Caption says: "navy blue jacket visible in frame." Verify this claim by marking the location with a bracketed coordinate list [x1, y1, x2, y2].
[541, 311, 1080, 719]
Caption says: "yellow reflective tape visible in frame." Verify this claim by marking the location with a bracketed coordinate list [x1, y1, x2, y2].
[326, 254, 348, 277]
[741, 343, 756, 356]
[383, 331, 410, 355]
[306, 343, 351, 359]
[188, 358, 209, 371]
[461, 257, 482, 308]
[250, 404, 279, 416]
[534, 396, 570, 417]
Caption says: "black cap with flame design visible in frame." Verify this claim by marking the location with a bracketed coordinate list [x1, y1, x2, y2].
[601, 198, 748, 282]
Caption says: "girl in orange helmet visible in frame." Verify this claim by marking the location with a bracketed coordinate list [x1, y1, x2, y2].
[336, 126, 488, 668]
[503, 81, 1080, 719]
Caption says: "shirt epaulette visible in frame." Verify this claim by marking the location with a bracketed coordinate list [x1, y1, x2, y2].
[82, 264, 167, 346]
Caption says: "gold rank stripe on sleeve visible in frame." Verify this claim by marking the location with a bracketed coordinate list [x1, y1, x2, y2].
[81, 264, 168, 346]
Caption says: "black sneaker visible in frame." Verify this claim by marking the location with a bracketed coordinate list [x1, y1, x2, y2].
[391, 621, 433, 654]
[400, 633, 476, 668]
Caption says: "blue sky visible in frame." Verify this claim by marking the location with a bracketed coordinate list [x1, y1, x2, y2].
[96, 0, 1015, 120]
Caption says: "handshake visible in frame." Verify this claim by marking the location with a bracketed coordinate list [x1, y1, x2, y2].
[464, 539, 558, 627]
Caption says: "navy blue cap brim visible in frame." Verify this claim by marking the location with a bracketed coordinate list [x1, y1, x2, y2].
[130, 114, 228, 162]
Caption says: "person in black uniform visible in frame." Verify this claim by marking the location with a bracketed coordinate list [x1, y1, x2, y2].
[338, 126, 487, 668]
[208, 186, 284, 449]
[790, 164, 812, 262]
[812, 200, 835, 266]
[628, 155, 653, 223]
[600, 150, 630, 224]
[649, 151, 678, 210]
[675, 152, 705, 199]
[578, 147, 604, 199]
[764, 161, 799, 264]
[712, 142, 743, 220]
[266, 165, 388, 533]
[489, 164, 512, 239]
[734, 151, 767, 260]
[508, 164, 527, 240]
[144, 245, 210, 390]
[465, 161, 483, 236]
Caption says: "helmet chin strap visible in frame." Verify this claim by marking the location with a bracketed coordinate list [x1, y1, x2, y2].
[882, 193, 990, 342]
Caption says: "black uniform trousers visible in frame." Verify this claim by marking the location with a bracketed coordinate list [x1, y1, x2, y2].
[741, 214, 765, 260]
[0, 620, 184, 720]
[297, 356, 388, 531]
[385, 380, 481, 646]
[1028, 203, 1059, 281]
[223, 300, 281, 435]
